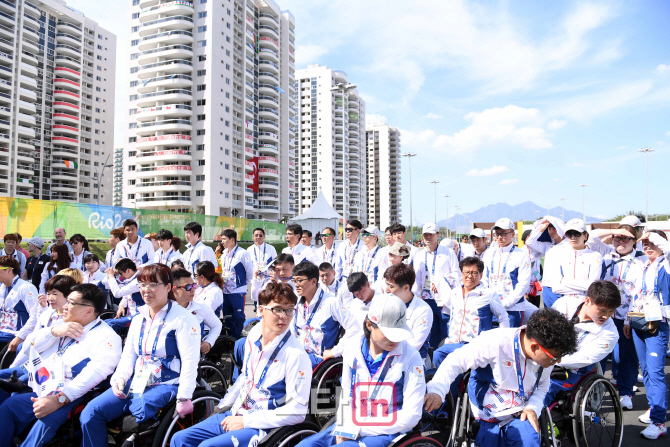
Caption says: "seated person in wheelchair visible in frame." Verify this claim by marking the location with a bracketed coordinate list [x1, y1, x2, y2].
[80, 264, 201, 447]
[0, 284, 122, 447]
[0, 255, 40, 353]
[292, 262, 361, 366]
[319, 262, 343, 296]
[544, 280, 620, 406]
[172, 268, 222, 355]
[103, 258, 142, 333]
[383, 263, 433, 362]
[433, 256, 509, 368]
[296, 295, 426, 447]
[424, 308, 578, 447]
[6, 275, 77, 373]
[345, 271, 381, 328]
[171, 281, 312, 447]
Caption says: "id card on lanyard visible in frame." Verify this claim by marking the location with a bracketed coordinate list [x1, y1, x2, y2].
[222, 246, 239, 281]
[423, 250, 438, 291]
[342, 240, 361, 277]
[123, 241, 142, 264]
[294, 290, 324, 350]
[641, 260, 664, 322]
[131, 301, 172, 396]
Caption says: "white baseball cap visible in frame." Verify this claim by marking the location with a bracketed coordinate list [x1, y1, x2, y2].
[363, 225, 380, 238]
[367, 294, 414, 342]
[564, 218, 587, 233]
[422, 222, 439, 234]
[470, 228, 486, 239]
[440, 238, 456, 249]
[493, 218, 515, 231]
[620, 215, 645, 228]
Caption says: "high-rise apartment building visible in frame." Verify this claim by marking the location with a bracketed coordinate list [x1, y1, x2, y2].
[0, 0, 116, 204]
[295, 64, 366, 224]
[123, 0, 297, 219]
[113, 146, 123, 206]
[365, 122, 401, 230]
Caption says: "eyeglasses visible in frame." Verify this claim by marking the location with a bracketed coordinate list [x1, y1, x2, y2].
[139, 282, 168, 290]
[0, 266, 10, 270]
[293, 277, 310, 285]
[175, 284, 199, 291]
[493, 231, 514, 238]
[321, 234, 333, 238]
[613, 236, 634, 243]
[262, 306, 296, 317]
[71, 241, 81, 245]
[66, 299, 93, 308]
[531, 338, 560, 364]
[462, 270, 480, 277]
[361, 232, 372, 237]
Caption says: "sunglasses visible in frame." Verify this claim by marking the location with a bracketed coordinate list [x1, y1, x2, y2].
[175, 284, 199, 291]
[531, 338, 560, 364]
[565, 231, 584, 239]
[321, 234, 334, 238]
[361, 232, 373, 237]
[345, 228, 355, 233]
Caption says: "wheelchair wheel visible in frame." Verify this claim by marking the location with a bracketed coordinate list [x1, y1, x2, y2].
[0, 346, 15, 369]
[152, 390, 222, 447]
[391, 434, 444, 447]
[206, 334, 237, 387]
[258, 422, 321, 447]
[198, 360, 228, 395]
[420, 371, 455, 445]
[571, 375, 622, 447]
[310, 358, 343, 428]
[540, 406, 560, 447]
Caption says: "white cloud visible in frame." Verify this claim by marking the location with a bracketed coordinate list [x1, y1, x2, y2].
[656, 64, 670, 74]
[466, 165, 510, 177]
[295, 44, 329, 67]
[567, 162, 585, 167]
[665, 131, 670, 136]
[548, 119, 567, 130]
[615, 145, 628, 150]
[656, 141, 665, 146]
[423, 113, 442, 119]
[366, 114, 388, 125]
[500, 179, 519, 185]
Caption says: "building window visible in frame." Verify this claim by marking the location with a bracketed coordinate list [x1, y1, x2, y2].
[226, 36, 230, 42]
[225, 178, 229, 184]
[197, 114, 206, 121]
[224, 120, 229, 127]
[225, 164, 229, 169]
[196, 69, 206, 76]
[197, 160, 206, 166]
[196, 129, 206, 135]
[128, 179, 135, 185]
[196, 144, 205, 150]
[224, 135, 229, 141]
[128, 194, 135, 199]
[131, 26, 139, 32]
[196, 190, 205, 197]
[197, 40, 207, 47]
[225, 106, 230, 112]
[128, 137, 136, 143]
[197, 84, 206, 91]
[130, 53, 138, 60]
[132, 13, 139, 19]
[97, 55, 102, 60]
[196, 175, 205, 181]
[128, 166, 135, 172]
[200, 0, 207, 3]
[196, 99, 206, 106]
[225, 92, 230, 98]
[198, 11, 207, 18]
[131, 39, 139, 46]
[132, 0, 140, 5]
[225, 192, 229, 198]
[198, 55, 206, 62]
[197, 26, 207, 33]
[130, 81, 138, 87]
[130, 67, 138, 73]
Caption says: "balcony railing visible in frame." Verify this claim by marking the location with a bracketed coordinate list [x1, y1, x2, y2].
[137, 119, 191, 128]
[137, 89, 192, 100]
[140, 15, 193, 28]
[139, 59, 192, 70]
[140, 30, 192, 43]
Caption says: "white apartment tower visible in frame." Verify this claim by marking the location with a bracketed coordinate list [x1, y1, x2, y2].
[124, 0, 297, 219]
[0, 0, 116, 204]
[295, 65, 366, 224]
[365, 122, 401, 230]
[113, 146, 123, 206]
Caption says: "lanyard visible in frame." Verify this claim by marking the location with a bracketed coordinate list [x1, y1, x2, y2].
[224, 246, 240, 272]
[294, 290, 324, 333]
[425, 248, 438, 279]
[58, 320, 102, 356]
[244, 330, 291, 388]
[345, 239, 361, 266]
[350, 354, 395, 399]
[513, 332, 543, 401]
[47, 310, 62, 327]
[492, 245, 515, 277]
[160, 248, 174, 264]
[185, 241, 202, 268]
[2, 276, 19, 308]
[254, 244, 267, 264]
[364, 246, 380, 273]
[123, 240, 142, 262]
[641, 258, 663, 296]
[138, 301, 173, 361]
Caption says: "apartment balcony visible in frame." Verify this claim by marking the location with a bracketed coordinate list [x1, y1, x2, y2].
[136, 195, 192, 206]
[136, 88, 191, 107]
[259, 167, 279, 179]
[0, 37, 11, 54]
[258, 13, 278, 27]
[136, 180, 191, 192]
[52, 146, 79, 158]
[55, 43, 81, 59]
[135, 118, 192, 136]
[139, 15, 193, 38]
[55, 32, 82, 49]
[258, 119, 278, 132]
[51, 182, 78, 193]
[259, 71, 278, 86]
[52, 135, 79, 148]
[136, 104, 192, 121]
[53, 100, 80, 112]
[258, 60, 278, 75]
[0, 10, 14, 28]
[258, 83, 278, 97]
[53, 89, 80, 102]
[139, 1, 194, 23]
[259, 143, 278, 156]
[52, 124, 79, 137]
[56, 21, 82, 37]
[138, 44, 193, 65]
[258, 107, 278, 120]
[22, 25, 39, 43]
[52, 169, 79, 181]
[17, 112, 34, 127]
[136, 149, 192, 163]
[135, 133, 191, 149]
[259, 155, 279, 168]
[0, 0, 15, 15]
[18, 87, 35, 102]
[53, 112, 79, 125]
[137, 59, 192, 79]
[135, 164, 192, 179]
[258, 192, 279, 201]
[258, 24, 278, 40]
[19, 62, 37, 78]
[54, 54, 80, 71]
[139, 0, 160, 8]
[258, 47, 278, 63]
[258, 94, 278, 108]
[259, 179, 279, 190]
[333, 69, 348, 83]
[54, 67, 81, 82]
[138, 30, 193, 51]
[138, 74, 193, 93]
[20, 50, 37, 66]
[259, 131, 278, 144]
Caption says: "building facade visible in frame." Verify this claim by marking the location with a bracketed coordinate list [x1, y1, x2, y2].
[0, 0, 116, 204]
[365, 122, 401, 230]
[113, 146, 123, 206]
[123, 0, 297, 220]
[295, 64, 366, 224]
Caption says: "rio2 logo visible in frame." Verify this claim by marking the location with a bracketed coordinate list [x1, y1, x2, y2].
[88, 212, 123, 230]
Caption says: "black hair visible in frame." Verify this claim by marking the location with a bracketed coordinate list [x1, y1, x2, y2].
[222, 228, 237, 242]
[44, 274, 77, 297]
[184, 221, 202, 239]
[253, 227, 265, 235]
[385, 226, 392, 233]
[347, 220, 362, 230]
[302, 230, 312, 237]
[292, 261, 319, 281]
[115, 258, 137, 273]
[347, 271, 369, 293]
[319, 262, 334, 272]
[526, 308, 578, 356]
[69, 233, 90, 251]
[383, 263, 415, 289]
[390, 223, 406, 234]
[83, 253, 100, 265]
[286, 223, 302, 235]
[275, 253, 295, 266]
[195, 260, 224, 289]
[122, 219, 138, 229]
[171, 259, 185, 269]
[71, 283, 107, 316]
[47, 244, 72, 273]
[322, 227, 336, 235]
[586, 280, 621, 310]
[156, 229, 174, 241]
[362, 316, 379, 341]
[172, 268, 193, 282]
[522, 229, 532, 243]
[459, 256, 484, 274]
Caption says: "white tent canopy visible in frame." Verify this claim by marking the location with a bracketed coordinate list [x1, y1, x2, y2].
[289, 191, 342, 245]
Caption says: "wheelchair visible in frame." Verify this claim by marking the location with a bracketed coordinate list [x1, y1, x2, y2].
[309, 357, 344, 428]
[320, 415, 445, 447]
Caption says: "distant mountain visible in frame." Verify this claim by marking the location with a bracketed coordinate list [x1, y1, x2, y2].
[436, 201, 602, 230]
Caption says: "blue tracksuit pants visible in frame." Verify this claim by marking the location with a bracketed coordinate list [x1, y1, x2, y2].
[222, 293, 245, 338]
[603, 318, 638, 397]
[171, 410, 268, 447]
[295, 422, 400, 447]
[424, 299, 448, 349]
[477, 419, 540, 447]
[632, 322, 669, 424]
[432, 342, 466, 398]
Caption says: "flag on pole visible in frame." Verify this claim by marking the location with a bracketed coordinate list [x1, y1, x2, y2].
[63, 160, 78, 169]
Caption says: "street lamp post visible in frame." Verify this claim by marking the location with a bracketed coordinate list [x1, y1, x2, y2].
[559, 198, 566, 221]
[94, 154, 113, 205]
[444, 195, 451, 237]
[638, 148, 654, 223]
[430, 180, 439, 223]
[402, 152, 417, 242]
[579, 184, 588, 222]
[330, 82, 357, 233]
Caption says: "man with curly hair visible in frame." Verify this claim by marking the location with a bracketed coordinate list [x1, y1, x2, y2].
[424, 308, 578, 447]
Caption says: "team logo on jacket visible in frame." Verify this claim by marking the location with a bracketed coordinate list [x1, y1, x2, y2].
[502, 360, 512, 367]
[370, 315, 378, 323]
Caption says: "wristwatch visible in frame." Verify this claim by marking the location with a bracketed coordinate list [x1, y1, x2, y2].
[177, 398, 188, 403]
[57, 392, 68, 405]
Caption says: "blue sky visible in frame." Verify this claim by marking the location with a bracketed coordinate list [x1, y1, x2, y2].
[73, 0, 670, 224]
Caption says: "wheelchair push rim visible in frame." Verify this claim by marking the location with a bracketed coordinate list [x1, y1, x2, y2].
[154, 392, 221, 447]
[573, 377, 623, 447]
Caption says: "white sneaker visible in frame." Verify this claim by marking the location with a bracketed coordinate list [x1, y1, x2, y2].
[641, 423, 667, 440]
[633, 385, 639, 392]
[620, 395, 633, 410]
[638, 374, 644, 382]
[638, 408, 652, 424]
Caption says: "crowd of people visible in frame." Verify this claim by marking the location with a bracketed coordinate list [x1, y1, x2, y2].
[0, 213, 667, 447]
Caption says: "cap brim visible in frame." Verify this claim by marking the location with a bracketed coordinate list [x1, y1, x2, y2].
[378, 324, 414, 343]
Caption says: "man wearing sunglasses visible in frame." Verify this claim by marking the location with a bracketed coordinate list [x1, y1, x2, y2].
[353, 226, 383, 283]
[542, 219, 602, 309]
[425, 308, 578, 445]
[0, 255, 39, 352]
[482, 218, 532, 328]
[0, 284, 121, 447]
[315, 227, 340, 280]
[336, 219, 363, 280]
